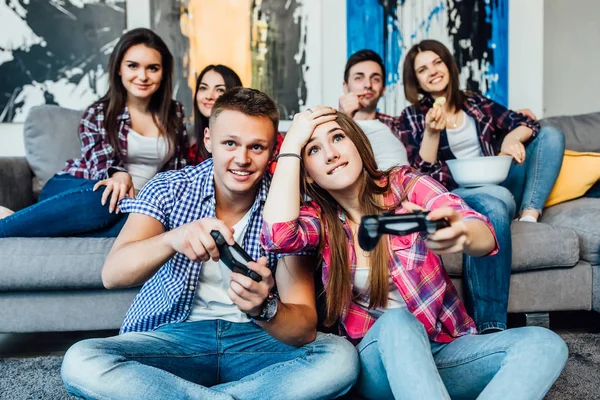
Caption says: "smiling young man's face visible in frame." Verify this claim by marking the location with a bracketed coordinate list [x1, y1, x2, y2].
[204, 109, 276, 200]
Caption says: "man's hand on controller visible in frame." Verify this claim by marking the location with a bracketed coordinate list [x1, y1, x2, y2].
[228, 256, 275, 316]
[166, 218, 235, 262]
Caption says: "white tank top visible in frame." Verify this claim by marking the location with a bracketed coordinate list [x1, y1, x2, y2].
[355, 119, 409, 170]
[353, 267, 407, 318]
[446, 113, 484, 159]
[125, 129, 173, 192]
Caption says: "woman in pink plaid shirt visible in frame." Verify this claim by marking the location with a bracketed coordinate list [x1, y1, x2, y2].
[261, 108, 567, 399]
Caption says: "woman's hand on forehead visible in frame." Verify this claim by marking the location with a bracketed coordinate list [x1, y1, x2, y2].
[282, 106, 338, 153]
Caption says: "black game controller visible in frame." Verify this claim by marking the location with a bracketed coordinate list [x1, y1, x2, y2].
[358, 210, 450, 251]
[210, 230, 262, 282]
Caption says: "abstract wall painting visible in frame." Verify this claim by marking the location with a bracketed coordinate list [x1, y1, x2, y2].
[347, 0, 508, 115]
[152, 0, 321, 121]
[0, 0, 126, 122]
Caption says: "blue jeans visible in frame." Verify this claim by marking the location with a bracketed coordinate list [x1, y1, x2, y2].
[356, 308, 567, 400]
[61, 320, 359, 400]
[451, 188, 512, 332]
[0, 174, 127, 238]
[500, 126, 565, 216]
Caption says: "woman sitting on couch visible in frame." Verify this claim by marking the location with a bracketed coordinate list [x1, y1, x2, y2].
[0, 28, 187, 237]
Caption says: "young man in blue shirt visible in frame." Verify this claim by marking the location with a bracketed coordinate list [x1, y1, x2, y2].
[61, 88, 358, 400]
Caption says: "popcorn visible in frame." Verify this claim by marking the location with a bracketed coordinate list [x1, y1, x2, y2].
[433, 97, 446, 108]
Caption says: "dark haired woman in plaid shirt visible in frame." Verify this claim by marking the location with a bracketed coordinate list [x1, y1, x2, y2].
[0, 28, 188, 238]
[395, 40, 565, 337]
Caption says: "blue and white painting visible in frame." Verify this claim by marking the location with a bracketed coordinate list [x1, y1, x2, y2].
[347, 0, 508, 115]
[0, 1, 126, 122]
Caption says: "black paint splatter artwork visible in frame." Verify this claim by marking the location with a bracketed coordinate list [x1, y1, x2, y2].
[0, 1, 125, 122]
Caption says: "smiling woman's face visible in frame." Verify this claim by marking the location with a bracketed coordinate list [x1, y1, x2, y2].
[196, 70, 227, 118]
[413, 50, 450, 97]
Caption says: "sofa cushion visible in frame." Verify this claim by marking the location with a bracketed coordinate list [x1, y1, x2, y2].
[24, 105, 83, 186]
[545, 150, 600, 207]
[0, 237, 115, 291]
[443, 221, 580, 275]
[542, 197, 600, 265]
[540, 111, 600, 153]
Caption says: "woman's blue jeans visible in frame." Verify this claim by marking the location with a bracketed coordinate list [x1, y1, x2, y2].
[355, 308, 568, 400]
[0, 174, 127, 238]
[501, 126, 565, 217]
[61, 320, 359, 400]
[451, 188, 512, 333]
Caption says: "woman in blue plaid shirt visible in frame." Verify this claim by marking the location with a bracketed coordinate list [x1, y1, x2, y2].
[0, 28, 188, 238]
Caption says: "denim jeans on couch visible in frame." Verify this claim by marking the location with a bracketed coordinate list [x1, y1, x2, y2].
[0, 174, 126, 238]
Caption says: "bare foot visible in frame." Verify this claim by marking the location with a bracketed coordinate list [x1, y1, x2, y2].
[0, 206, 14, 219]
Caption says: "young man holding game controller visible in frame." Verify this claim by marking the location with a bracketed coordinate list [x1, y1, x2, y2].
[61, 88, 359, 400]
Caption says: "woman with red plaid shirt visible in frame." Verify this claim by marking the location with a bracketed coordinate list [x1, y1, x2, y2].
[0, 28, 188, 238]
[260, 108, 567, 399]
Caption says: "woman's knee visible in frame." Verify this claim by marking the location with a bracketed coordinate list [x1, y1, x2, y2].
[508, 327, 568, 368]
[538, 125, 566, 148]
[375, 308, 428, 343]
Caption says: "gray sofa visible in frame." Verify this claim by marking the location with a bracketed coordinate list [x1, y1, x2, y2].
[0, 105, 599, 333]
[0, 106, 138, 333]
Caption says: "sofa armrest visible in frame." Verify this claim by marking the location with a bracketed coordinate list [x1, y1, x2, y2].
[0, 157, 34, 211]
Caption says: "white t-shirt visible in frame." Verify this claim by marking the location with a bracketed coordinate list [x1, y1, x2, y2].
[186, 210, 252, 323]
[125, 129, 173, 192]
[446, 114, 484, 159]
[356, 119, 409, 170]
[353, 267, 406, 318]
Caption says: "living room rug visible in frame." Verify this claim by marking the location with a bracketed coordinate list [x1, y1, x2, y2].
[0, 332, 598, 399]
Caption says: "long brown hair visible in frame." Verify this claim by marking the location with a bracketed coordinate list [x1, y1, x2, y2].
[301, 112, 395, 326]
[193, 65, 243, 161]
[402, 39, 464, 111]
[99, 28, 181, 160]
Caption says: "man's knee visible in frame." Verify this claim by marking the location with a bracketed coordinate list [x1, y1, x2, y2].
[314, 333, 360, 381]
[61, 339, 110, 395]
[468, 193, 513, 225]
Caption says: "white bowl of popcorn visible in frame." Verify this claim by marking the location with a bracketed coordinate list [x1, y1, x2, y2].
[446, 156, 513, 187]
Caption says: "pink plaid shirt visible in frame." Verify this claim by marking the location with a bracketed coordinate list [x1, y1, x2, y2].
[261, 167, 498, 342]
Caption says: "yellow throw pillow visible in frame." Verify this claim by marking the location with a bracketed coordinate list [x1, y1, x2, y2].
[545, 150, 600, 207]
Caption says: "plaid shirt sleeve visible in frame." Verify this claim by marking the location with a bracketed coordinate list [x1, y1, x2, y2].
[391, 168, 498, 255]
[387, 108, 455, 189]
[477, 93, 541, 145]
[260, 202, 322, 254]
[164, 101, 189, 171]
[118, 172, 175, 227]
[62, 105, 125, 180]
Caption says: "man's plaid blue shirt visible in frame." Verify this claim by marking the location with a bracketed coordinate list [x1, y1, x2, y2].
[117, 159, 277, 334]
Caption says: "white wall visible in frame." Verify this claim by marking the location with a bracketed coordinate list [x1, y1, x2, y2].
[544, 0, 600, 117]
[321, 0, 347, 108]
[508, 0, 545, 118]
